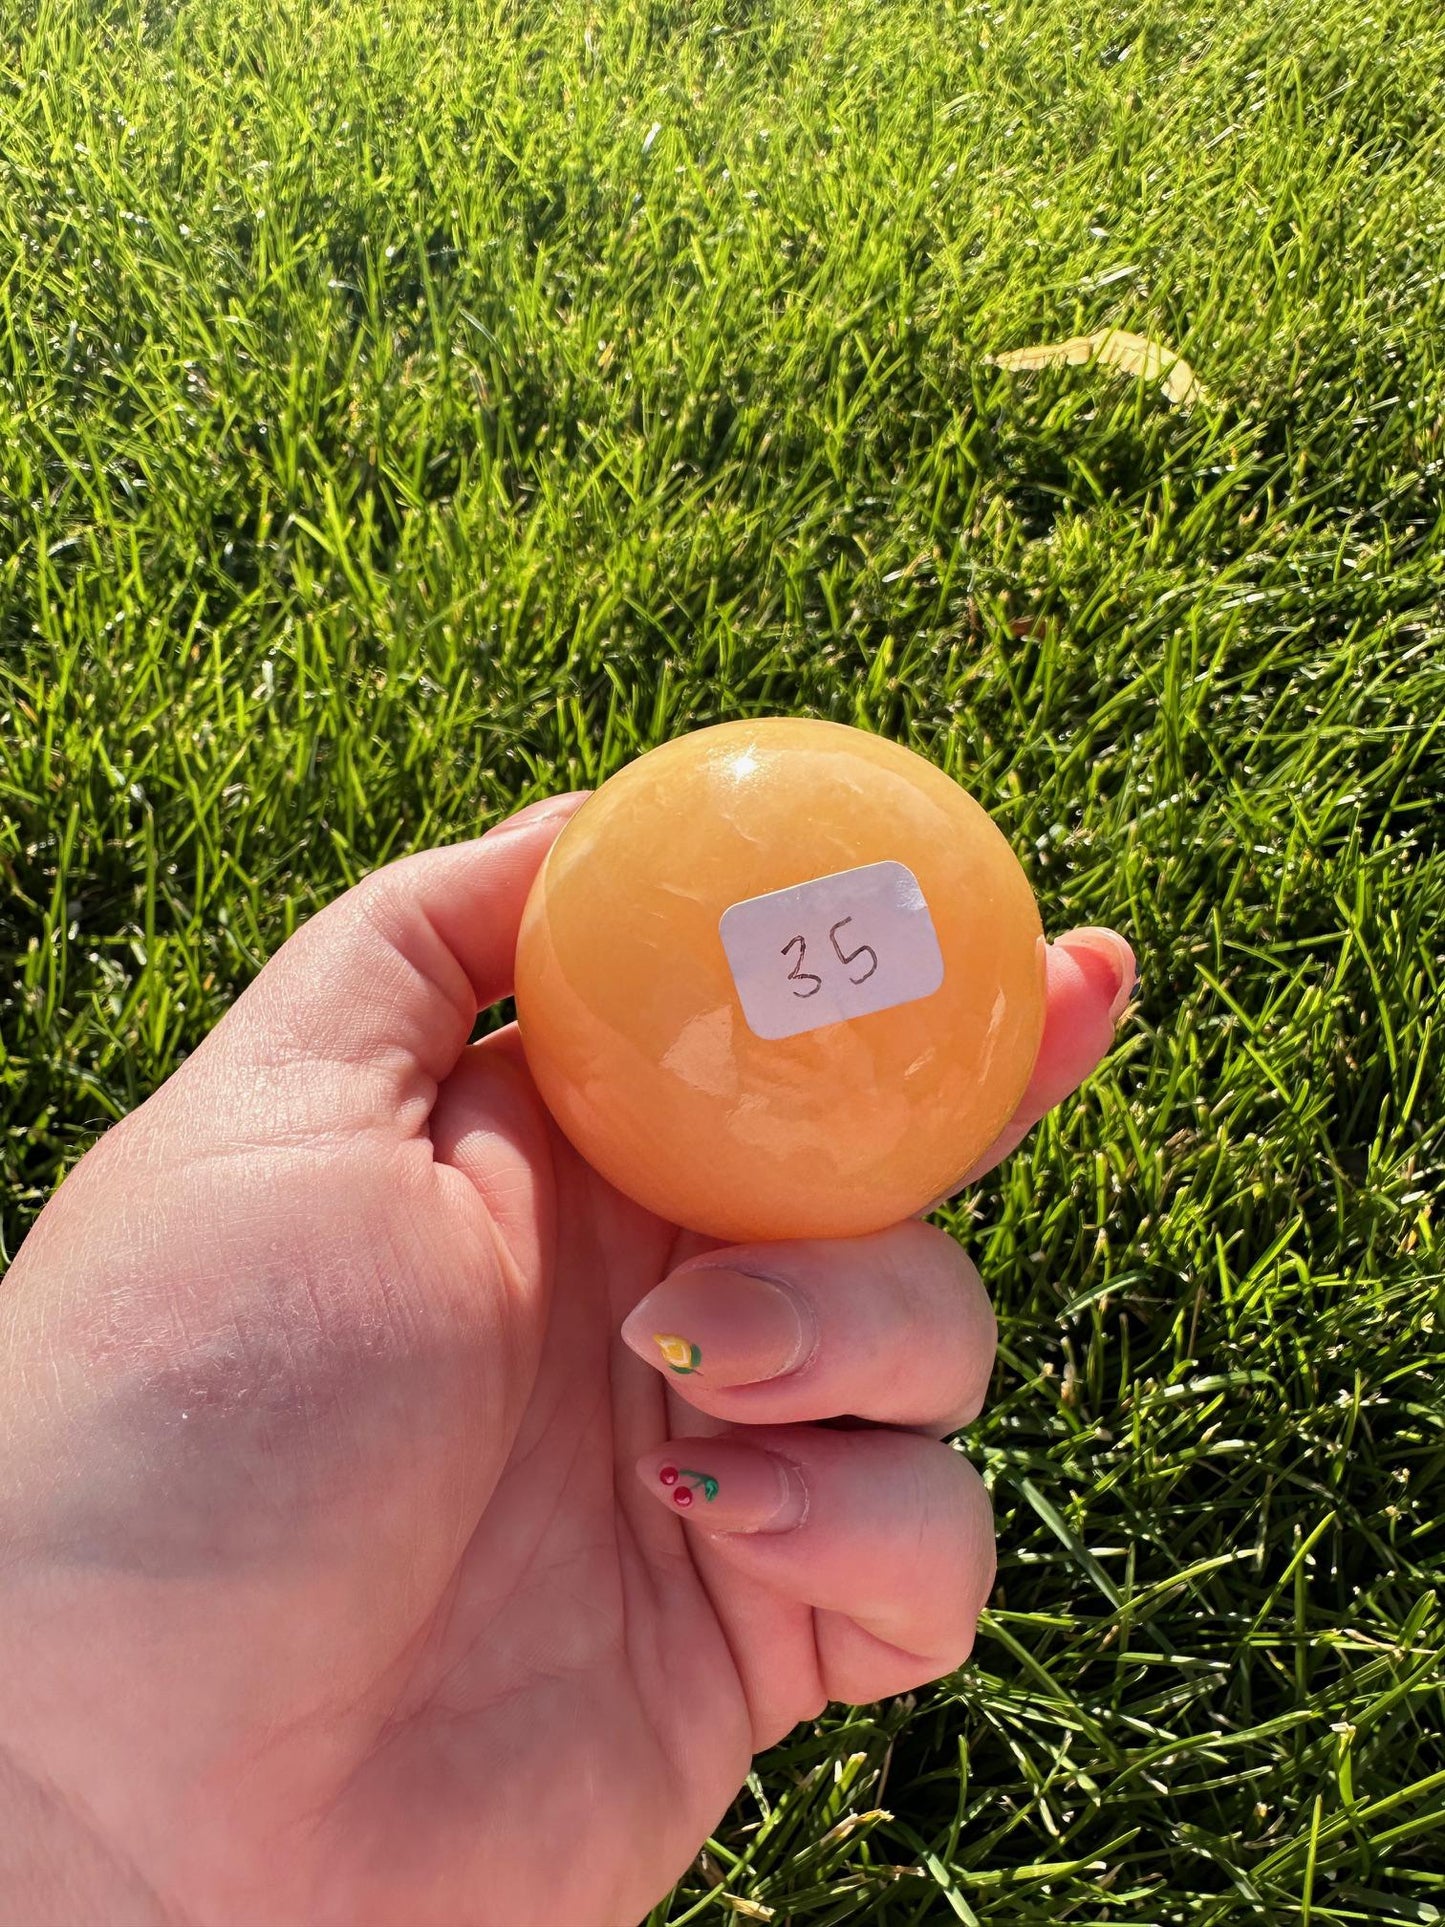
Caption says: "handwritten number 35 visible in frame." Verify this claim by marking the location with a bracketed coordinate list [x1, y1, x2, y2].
[781, 917, 880, 999]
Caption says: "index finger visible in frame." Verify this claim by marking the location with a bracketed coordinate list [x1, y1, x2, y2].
[953, 926, 1137, 1187]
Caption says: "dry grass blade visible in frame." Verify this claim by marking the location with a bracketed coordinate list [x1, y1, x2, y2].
[988, 328, 1209, 406]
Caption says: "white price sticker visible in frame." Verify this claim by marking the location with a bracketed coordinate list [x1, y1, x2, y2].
[719, 860, 945, 1041]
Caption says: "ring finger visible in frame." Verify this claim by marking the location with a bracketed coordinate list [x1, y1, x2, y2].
[635, 1422, 996, 1702]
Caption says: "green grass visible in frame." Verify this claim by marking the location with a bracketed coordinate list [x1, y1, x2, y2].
[3, 0, 1445, 1916]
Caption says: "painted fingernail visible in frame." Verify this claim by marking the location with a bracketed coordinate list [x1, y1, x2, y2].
[638, 1442, 808, 1534]
[622, 1269, 813, 1387]
[1061, 928, 1138, 1024]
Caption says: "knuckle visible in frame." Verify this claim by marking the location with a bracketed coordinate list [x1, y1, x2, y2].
[932, 1619, 981, 1677]
[882, 1221, 988, 1328]
[931, 1465, 996, 1626]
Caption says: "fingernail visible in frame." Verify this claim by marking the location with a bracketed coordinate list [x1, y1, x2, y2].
[621, 1269, 814, 1387]
[483, 792, 590, 839]
[1060, 928, 1138, 1024]
[636, 1441, 809, 1535]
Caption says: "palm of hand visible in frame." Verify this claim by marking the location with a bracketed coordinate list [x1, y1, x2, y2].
[306, 1069, 776, 1927]
[3, 1045, 779, 1927]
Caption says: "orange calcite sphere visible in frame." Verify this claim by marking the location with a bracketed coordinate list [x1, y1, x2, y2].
[514, 719, 1045, 1242]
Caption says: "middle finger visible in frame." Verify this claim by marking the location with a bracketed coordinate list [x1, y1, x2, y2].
[620, 1219, 996, 1436]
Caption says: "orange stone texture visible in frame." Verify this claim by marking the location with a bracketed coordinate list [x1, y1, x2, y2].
[515, 718, 1046, 1242]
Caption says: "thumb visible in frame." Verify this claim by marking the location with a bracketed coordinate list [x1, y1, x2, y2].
[193, 795, 589, 1130]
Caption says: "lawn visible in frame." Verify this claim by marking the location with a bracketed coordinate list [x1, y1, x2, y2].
[3, 0, 1445, 1917]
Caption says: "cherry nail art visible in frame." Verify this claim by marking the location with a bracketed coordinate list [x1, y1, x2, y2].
[659, 1466, 719, 1508]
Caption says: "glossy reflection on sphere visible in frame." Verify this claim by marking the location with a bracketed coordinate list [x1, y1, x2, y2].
[514, 719, 1045, 1242]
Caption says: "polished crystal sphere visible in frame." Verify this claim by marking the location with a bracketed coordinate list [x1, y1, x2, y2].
[515, 718, 1045, 1242]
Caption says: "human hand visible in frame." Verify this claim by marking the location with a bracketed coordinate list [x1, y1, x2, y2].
[0, 795, 1135, 1927]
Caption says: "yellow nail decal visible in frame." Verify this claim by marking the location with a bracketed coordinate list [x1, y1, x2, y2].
[654, 1333, 702, 1375]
